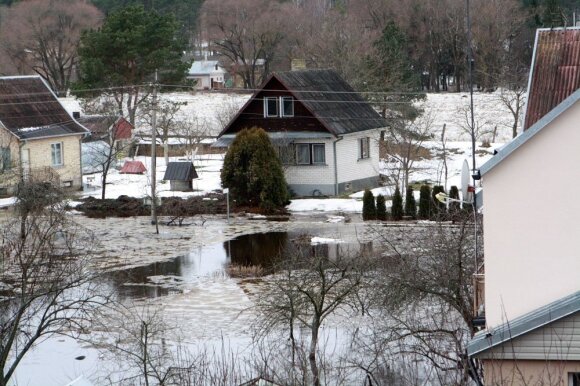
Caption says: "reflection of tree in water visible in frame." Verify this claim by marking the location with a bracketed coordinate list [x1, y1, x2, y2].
[226, 232, 373, 269]
[225, 232, 289, 268]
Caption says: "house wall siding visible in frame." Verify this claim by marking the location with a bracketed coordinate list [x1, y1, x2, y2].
[483, 100, 580, 328]
[478, 312, 580, 361]
[483, 359, 580, 386]
[23, 135, 83, 188]
[336, 130, 381, 190]
[284, 138, 335, 196]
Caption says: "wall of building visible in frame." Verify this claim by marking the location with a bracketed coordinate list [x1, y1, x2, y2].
[22, 135, 83, 189]
[478, 312, 580, 361]
[483, 359, 580, 386]
[284, 138, 335, 196]
[335, 130, 381, 192]
[0, 129, 21, 194]
[483, 100, 580, 328]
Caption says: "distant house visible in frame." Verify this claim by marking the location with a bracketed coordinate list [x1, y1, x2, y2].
[0, 76, 89, 195]
[468, 28, 580, 385]
[215, 69, 386, 196]
[163, 161, 198, 191]
[77, 114, 133, 146]
[188, 59, 227, 90]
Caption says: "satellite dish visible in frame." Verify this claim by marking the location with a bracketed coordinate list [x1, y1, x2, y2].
[461, 159, 470, 200]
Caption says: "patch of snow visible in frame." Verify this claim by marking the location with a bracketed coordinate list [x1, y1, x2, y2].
[311, 236, 345, 245]
[287, 198, 362, 213]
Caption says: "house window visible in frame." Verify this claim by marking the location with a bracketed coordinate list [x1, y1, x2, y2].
[51, 142, 63, 166]
[359, 137, 370, 159]
[570, 373, 580, 386]
[264, 97, 279, 117]
[0, 147, 10, 171]
[281, 97, 294, 117]
[296, 143, 325, 165]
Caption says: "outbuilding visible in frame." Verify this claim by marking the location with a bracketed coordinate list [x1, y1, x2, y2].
[163, 162, 198, 191]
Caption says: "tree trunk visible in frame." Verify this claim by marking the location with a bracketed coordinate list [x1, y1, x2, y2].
[309, 318, 321, 386]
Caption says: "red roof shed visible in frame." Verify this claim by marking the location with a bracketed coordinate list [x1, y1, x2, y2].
[120, 160, 147, 174]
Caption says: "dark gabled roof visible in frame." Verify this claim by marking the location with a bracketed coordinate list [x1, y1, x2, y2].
[163, 162, 198, 181]
[468, 291, 580, 357]
[524, 27, 580, 130]
[219, 69, 387, 137]
[0, 76, 89, 140]
[275, 70, 387, 135]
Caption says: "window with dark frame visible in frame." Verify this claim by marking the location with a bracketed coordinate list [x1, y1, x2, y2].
[51, 142, 63, 166]
[359, 137, 370, 159]
[295, 143, 325, 165]
[571, 373, 580, 386]
[281, 96, 294, 117]
[0, 147, 10, 171]
[264, 97, 279, 117]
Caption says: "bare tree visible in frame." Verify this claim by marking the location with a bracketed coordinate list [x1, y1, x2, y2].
[370, 214, 484, 385]
[201, 0, 287, 89]
[255, 239, 372, 386]
[497, 85, 527, 139]
[0, 0, 102, 94]
[0, 176, 108, 386]
[140, 98, 186, 165]
[382, 113, 434, 194]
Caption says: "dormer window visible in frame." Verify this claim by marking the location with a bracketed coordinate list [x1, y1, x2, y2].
[264, 96, 294, 117]
[281, 97, 294, 117]
[264, 97, 278, 117]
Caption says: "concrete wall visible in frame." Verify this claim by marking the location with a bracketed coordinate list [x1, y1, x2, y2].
[483, 359, 580, 386]
[483, 100, 580, 328]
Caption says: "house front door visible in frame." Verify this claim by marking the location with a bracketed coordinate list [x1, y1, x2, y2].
[21, 148, 30, 180]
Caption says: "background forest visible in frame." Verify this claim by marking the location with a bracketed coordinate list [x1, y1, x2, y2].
[0, 0, 578, 95]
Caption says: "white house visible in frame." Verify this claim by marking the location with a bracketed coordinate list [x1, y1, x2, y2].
[187, 59, 227, 90]
[468, 28, 580, 386]
[215, 69, 386, 196]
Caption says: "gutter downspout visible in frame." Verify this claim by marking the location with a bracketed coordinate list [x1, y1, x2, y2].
[333, 136, 343, 196]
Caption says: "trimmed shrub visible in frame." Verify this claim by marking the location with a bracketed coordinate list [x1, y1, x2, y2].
[449, 185, 461, 218]
[391, 187, 403, 221]
[418, 185, 431, 219]
[404, 186, 417, 219]
[431, 185, 446, 220]
[362, 189, 376, 220]
[376, 194, 387, 221]
[221, 127, 289, 211]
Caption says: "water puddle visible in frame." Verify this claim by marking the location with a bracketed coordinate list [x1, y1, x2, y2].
[104, 231, 372, 300]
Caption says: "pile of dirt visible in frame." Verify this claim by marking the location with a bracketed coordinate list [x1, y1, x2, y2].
[75, 193, 229, 218]
[75, 195, 149, 218]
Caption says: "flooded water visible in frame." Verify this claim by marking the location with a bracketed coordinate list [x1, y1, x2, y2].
[104, 230, 372, 300]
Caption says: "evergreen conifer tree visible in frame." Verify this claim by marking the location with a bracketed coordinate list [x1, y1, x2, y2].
[376, 194, 387, 221]
[449, 185, 460, 219]
[418, 185, 431, 219]
[391, 187, 403, 221]
[221, 127, 289, 211]
[404, 186, 417, 219]
[362, 189, 376, 220]
[431, 185, 446, 220]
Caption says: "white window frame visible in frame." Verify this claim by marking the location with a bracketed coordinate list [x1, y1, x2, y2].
[51, 142, 63, 166]
[295, 143, 325, 165]
[264, 97, 279, 117]
[359, 137, 370, 160]
[280, 96, 294, 117]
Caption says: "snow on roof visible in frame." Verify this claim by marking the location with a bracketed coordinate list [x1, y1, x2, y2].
[189, 60, 226, 76]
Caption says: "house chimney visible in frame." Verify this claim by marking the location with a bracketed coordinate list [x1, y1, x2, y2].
[291, 58, 306, 71]
[72, 111, 80, 119]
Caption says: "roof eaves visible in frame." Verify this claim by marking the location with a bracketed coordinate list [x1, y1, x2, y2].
[217, 73, 277, 138]
[480, 88, 580, 176]
[467, 291, 580, 357]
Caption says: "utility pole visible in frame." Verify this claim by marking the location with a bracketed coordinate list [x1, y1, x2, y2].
[466, 0, 476, 177]
[151, 70, 159, 234]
